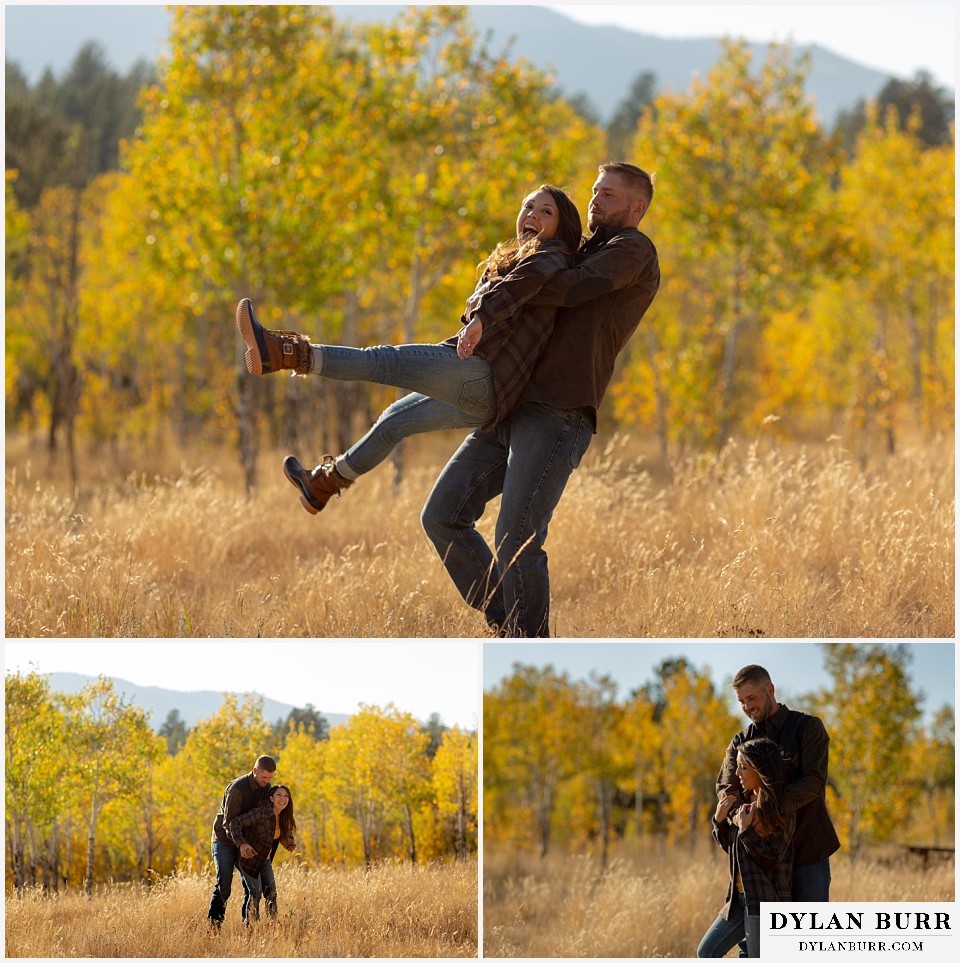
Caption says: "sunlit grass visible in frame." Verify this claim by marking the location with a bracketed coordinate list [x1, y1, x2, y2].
[5, 431, 953, 637]
[483, 843, 955, 958]
[4, 860, 477, 958]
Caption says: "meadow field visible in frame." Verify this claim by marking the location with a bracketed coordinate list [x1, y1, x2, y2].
[483, 844, 956, 958]
[5, 430, 954, 637]
[3, 859, 477, 958]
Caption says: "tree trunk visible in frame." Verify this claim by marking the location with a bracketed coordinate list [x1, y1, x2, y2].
[333, 290, 372, 458]
[537, 783, 553, 858]
[645, 326, 669, 462]
[84, 823, 96, 897]
[404, 802, 417, 865]
[236, 370, 259, 494]
[9, 813, 26, 890]
[389, 221, 427, 486]
[596, 778, 612, 874]
[455, 779, 468, 860]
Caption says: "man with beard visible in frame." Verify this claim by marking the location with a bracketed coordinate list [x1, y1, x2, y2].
[717, 664, 840, 902]
[421, 161, 661, 637]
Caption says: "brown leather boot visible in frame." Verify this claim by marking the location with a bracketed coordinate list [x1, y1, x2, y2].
[236, 298, 312, 375]
[282, 455, 354, 514]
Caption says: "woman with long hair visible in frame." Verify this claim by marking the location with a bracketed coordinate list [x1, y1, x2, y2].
[698, 737, 795, 958]
[227, 784, 297, 923]
[236, 183, 582, 514]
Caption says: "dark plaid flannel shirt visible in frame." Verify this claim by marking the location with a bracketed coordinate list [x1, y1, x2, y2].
[228, 798, 291, 877]
[712, 809, 795, 917]
[442, 238, 573, 426]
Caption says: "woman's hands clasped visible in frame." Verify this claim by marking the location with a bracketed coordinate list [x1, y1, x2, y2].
[715, 794, 756, 831]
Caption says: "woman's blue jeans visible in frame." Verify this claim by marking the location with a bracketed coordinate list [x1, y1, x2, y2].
[698, 892, 761, 958]
[316, 343, 496, 476]
[421, 402, 593, 637]
[237, 860, 278, 923]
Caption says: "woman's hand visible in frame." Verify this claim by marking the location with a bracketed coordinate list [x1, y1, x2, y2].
[715, 793, 739, 821]
[733, 802, 756, 831]
[239, 843, 256, 859]
[457, 318, 483, 359]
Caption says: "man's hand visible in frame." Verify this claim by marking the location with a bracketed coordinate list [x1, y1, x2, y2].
[239, 843, 256, 859]
[457, 318, 483, 358]
[715, 793, 739, 822]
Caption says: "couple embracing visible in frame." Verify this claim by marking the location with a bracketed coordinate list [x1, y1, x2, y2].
[207, 755, 297, 928]
[237, 161, 660, 637]
[698, 664, 841, 958]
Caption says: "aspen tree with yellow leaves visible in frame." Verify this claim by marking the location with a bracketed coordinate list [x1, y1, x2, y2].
[482, 650, 951, 863]
[622, 40, 839, 447]
[811, 643, 922, 853]
[432, 728, 478, 860]
[57, 677, 163, 895]
[5, 672, 476, 891]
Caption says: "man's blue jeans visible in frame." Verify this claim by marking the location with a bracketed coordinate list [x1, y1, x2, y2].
[793, 858, 831, 900]
[697, 892, 760, 958]
[317, 343, 495, 476]
[207, 839, 250, 924]
[238, 860, 278, 923]
[421, 402, 593, 637]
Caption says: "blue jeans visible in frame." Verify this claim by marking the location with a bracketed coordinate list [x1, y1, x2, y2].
[698, 892, 761, 958]
[421, 402, 593, 637]
[238, 860, 278, 923]
[207, 839, 250, 924]
[317, 343, 496, 476]
[793, 859, 831, 900]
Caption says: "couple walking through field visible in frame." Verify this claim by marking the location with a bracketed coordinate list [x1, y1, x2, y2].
[207, 755, 297, 927]
[698, 664, 841, 958]
[236, 161, 660, 637]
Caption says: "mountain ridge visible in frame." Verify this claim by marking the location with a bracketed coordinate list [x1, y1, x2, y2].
[45, 672, 351, 731]
[339, 5, 899, 123]
[3, 5, 918, 126]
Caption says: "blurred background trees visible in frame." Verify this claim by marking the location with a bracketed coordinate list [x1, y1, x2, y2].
[483, 646, 954, 868]
[5, 5, 954, 492]
[4, 672, 477, 891]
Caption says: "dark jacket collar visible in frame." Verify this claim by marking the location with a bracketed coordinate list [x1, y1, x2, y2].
[757, 703, 790, 734]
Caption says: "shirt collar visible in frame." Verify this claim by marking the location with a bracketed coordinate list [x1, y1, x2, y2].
[759, 703, 790, 733]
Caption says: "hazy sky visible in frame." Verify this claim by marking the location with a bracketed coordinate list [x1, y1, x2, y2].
[547, 3, 955, 88]
[4, 3, 955, 89]
[483, 641, 955, 725]
[4, 640, 480, 729]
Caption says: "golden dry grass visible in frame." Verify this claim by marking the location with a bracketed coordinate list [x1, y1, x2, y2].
[4, 859, 478, 958]
[482, 843, 955, 958]
[5, 430, 953, 637]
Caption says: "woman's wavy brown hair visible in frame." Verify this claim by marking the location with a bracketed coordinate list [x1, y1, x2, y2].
[738, 737, 789, 838]
[269, 784, 297, 846]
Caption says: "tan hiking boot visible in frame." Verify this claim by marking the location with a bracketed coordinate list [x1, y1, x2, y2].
[283, 455, 353, 514]
[236, 298, 313, 375]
